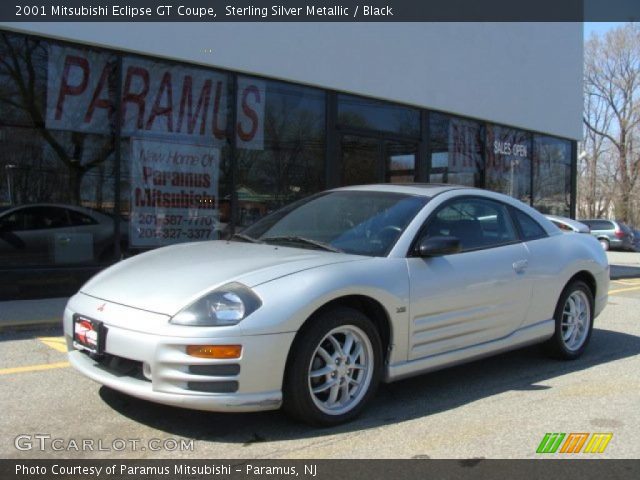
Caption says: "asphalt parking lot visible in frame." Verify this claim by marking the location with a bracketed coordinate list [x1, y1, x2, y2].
[1, 256, 639, 459]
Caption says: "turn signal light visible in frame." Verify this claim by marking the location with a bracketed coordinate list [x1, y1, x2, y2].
[186, 345, 242, 359]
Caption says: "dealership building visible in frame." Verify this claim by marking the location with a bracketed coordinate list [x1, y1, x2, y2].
[0, 22, 582, 299]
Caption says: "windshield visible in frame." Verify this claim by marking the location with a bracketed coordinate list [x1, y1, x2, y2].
[239, 191, 429, 256]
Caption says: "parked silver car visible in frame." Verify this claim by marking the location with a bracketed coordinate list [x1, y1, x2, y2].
[0, 203, 127, 266]
[579, 219, 635, 251]
[64, 185, 608, 425]
[545, 215, 590, 234]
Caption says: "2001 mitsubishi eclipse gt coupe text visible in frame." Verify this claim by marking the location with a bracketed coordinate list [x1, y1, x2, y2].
[64, 185, 609, 426]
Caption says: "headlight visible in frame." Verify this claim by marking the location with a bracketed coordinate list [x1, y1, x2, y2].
[170, 282, 262, 326]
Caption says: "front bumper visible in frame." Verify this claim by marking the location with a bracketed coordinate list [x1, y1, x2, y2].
[68, 350, 282, 412]
[63, 295, 295, 413]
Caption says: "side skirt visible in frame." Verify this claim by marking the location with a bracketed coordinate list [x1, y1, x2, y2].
[384, 319, 555, 382]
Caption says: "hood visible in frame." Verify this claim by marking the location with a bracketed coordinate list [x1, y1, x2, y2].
[81, 240, 363, 315]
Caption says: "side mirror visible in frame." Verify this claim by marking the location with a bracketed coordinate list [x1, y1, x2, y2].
[415, 235, 461, 257]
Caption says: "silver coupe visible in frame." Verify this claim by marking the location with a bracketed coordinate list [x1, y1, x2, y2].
[64, 184, 609, 426]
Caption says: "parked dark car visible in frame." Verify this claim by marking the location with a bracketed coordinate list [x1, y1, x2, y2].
[579, 219, 635, 251]
[633, 228, 640, 252]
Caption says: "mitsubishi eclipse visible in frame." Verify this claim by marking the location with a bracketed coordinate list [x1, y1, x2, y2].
[64, 184, 608, 426]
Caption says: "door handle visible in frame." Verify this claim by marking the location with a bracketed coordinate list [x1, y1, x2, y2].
[58, 236, 71, 244]
[513, 259, 528, 273]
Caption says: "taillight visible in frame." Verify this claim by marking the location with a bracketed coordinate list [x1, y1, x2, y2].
[614, 228, 624, 238]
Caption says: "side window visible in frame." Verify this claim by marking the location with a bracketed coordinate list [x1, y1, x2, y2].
[587, 220, 613, 231]
[1, 209, 37, 230]
[424, 197, 518, 251]
[28, 207, 70, 230]
[512, 209, 547, 240]
[68, 210, 97, 226]
[0, 212, 20, 231]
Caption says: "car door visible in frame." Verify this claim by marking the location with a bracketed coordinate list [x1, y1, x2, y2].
[406, 196, 532, 361]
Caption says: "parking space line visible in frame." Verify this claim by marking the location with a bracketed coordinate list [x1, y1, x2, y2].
[0, 361, 70, 376]
[608, 285, 640, 295]
[38, 336, 68, 353]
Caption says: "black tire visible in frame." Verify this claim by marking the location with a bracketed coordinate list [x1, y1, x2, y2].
[283, 306, 383, 427]
[599, 238, 610, 251]
[544, 280, 594, 360]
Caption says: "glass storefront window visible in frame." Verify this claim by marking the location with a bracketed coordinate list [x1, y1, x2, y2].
[429, 112, 484, 187]
[485, 125, 532, 204]
[342, 136, 379, 186]
[338, 94, 420, 137]
[236, 78, 325, 228]
[386, 141, 417, 183]
[0, 28, 579, 300]
[533, 135, 571, 216]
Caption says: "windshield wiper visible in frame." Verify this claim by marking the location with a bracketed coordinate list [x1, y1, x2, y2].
[231, 233, 264, 244]
[262, 235, 343, 253]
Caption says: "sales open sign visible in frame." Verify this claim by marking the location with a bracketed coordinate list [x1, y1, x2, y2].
[45, 45, 265, 150]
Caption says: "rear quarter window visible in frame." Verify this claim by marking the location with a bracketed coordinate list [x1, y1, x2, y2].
[512, 209, 547, 241]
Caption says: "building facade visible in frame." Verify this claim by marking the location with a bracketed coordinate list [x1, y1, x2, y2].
[0, 23, 582, 299]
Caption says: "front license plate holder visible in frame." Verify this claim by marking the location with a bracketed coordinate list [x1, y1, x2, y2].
[73, 315, 107, 355]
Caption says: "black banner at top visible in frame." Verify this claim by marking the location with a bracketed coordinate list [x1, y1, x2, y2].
[0, 0, 639, 22]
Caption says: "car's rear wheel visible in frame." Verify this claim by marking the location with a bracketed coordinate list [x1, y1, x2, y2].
[599, 238, 610, 251]
[283, 307, 382, 426]
[544, 280, 594, 359]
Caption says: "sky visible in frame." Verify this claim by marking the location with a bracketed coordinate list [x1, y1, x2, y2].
[583, 22, 625, 39]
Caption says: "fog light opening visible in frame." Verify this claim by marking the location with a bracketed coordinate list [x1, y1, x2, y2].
[142, 362, 152, 380]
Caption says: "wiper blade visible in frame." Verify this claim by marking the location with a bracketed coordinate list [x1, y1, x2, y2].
[262, 235, 343, 253]
[231, 233, 264, 244]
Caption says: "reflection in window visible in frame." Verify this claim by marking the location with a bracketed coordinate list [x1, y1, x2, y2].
[236, 79, 325, 227]
[0, 32, 117, 268]
[117, 55, 232, 249]
[338, 94, 420, 137]
[427, 198, 517, 251]
[486, 125, 531, 204]
[243, 191, 427, 256]
[512, 209, 547, 240]
[386, 142, 416, 183]
[533, 136, 571, 216]
[342, 136, 378, 186]
[429, 113, 484, 187]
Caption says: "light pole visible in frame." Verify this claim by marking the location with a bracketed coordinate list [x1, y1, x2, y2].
[5, 164, 17, 205]
[509, 158, 520, 197]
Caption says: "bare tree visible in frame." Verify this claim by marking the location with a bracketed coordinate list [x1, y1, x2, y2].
[579, 78, 615, 218]
[0, 33, 115, 205]
[583, 23, 640, 224]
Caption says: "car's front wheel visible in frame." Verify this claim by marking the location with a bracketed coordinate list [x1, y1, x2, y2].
[283, 307, 382, 426]
[544, 280, 594, 359]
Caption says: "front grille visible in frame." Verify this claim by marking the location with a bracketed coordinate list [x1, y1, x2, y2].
[91, 353, 149, 382]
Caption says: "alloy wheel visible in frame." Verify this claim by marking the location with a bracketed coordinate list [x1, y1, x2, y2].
[307, 325, 374, 416]
[561, 290, 591, 351]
